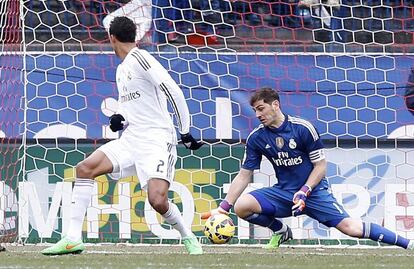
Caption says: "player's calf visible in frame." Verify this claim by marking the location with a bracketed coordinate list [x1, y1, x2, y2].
[360, 222, 411, 249]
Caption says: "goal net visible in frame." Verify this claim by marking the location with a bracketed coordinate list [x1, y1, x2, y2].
[1, 0, 413, 246]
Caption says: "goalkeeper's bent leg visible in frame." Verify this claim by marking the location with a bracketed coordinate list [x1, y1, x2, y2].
[244, 213, 287, 233]
[243, 213, 292, 249]
[235, 193, 287, 233]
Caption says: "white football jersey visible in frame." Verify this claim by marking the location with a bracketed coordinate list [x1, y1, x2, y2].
[115, 47, 190, 144]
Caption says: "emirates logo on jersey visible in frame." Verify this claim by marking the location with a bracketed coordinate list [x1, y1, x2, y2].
[272, 152, 303, 167]
[120, 90, 141, 103]
[275, 137, 284, 149]
[272, 156, 303, 167]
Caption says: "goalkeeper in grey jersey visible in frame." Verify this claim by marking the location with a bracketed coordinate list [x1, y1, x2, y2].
[42, 16, 203, 255]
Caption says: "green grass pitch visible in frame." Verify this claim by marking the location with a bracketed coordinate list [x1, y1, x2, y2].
[1, 244, 413, 269]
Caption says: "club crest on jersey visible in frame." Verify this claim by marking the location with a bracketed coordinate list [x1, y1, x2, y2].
[289, 138, 297, 149]
[275, 137, 284, 149]
[127, 71, 132, 80]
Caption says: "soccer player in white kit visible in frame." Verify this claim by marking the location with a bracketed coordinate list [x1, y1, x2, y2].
[42, 16, 204, 255]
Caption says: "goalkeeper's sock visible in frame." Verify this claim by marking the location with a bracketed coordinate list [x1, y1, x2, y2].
[273, 222, 288, 234]
[245, 213, 286, 233]
[66, 178, 94, 241]
[162, 202, 193, 238]
[363, 222, 410, 249]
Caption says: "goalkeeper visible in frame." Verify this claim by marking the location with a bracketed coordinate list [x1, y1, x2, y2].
[203, 87, 414, 250]
[42, 16, 203, 255]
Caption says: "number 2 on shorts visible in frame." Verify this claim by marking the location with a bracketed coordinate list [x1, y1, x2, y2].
[156, 160, 164, 173]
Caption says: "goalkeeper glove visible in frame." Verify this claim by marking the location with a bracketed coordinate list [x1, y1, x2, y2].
[201, 200, 232, 219]
[109, 114, 126, 132]
[180, 133, 204, 150]
[292, 185, 312, 217]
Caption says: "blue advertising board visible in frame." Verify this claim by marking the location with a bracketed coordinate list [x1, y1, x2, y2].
[1, 52, 413, 139]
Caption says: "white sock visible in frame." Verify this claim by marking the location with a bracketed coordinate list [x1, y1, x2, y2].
[66, 178, 95, 241]
[162, 202, 193, 238]
[408, 240, 414, 250]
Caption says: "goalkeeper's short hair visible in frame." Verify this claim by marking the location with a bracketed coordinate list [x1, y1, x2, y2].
[249, 87, 281, 107]
[109, 16, 136, 43]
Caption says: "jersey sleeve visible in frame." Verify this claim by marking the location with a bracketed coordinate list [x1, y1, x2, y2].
[299, 121, 325, 163]
[131, 50, 190, 134]
[241, 136, 262, 170]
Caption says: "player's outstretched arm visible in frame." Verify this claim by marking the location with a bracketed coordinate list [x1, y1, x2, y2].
[201, 168, 253, 219]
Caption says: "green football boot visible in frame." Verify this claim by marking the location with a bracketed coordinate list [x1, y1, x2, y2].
[183, 235, 203, 255]
[41, 237, 85, 255]
[263, 226, 293, 249]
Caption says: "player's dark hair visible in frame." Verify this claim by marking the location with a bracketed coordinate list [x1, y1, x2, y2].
[249, 87, 280, 106]
[109, 16, 136, 43]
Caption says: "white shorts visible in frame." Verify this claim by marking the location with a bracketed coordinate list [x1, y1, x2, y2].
[97, 137, 177, 190]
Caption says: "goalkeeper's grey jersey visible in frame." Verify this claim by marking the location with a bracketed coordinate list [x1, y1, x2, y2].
[115, 47, 190, 144]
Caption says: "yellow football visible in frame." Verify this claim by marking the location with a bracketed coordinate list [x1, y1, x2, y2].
[204, 214, 235, 244]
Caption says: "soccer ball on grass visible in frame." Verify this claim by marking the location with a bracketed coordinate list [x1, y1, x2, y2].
[204, 214, 235, 244]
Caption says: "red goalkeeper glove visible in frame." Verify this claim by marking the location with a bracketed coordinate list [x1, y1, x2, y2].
[201, 200, 232, 219]
[292, 185, 312, 217]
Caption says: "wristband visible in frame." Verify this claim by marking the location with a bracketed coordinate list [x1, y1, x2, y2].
[219, 200, 232, 212]
[300, 185, 312, 196]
